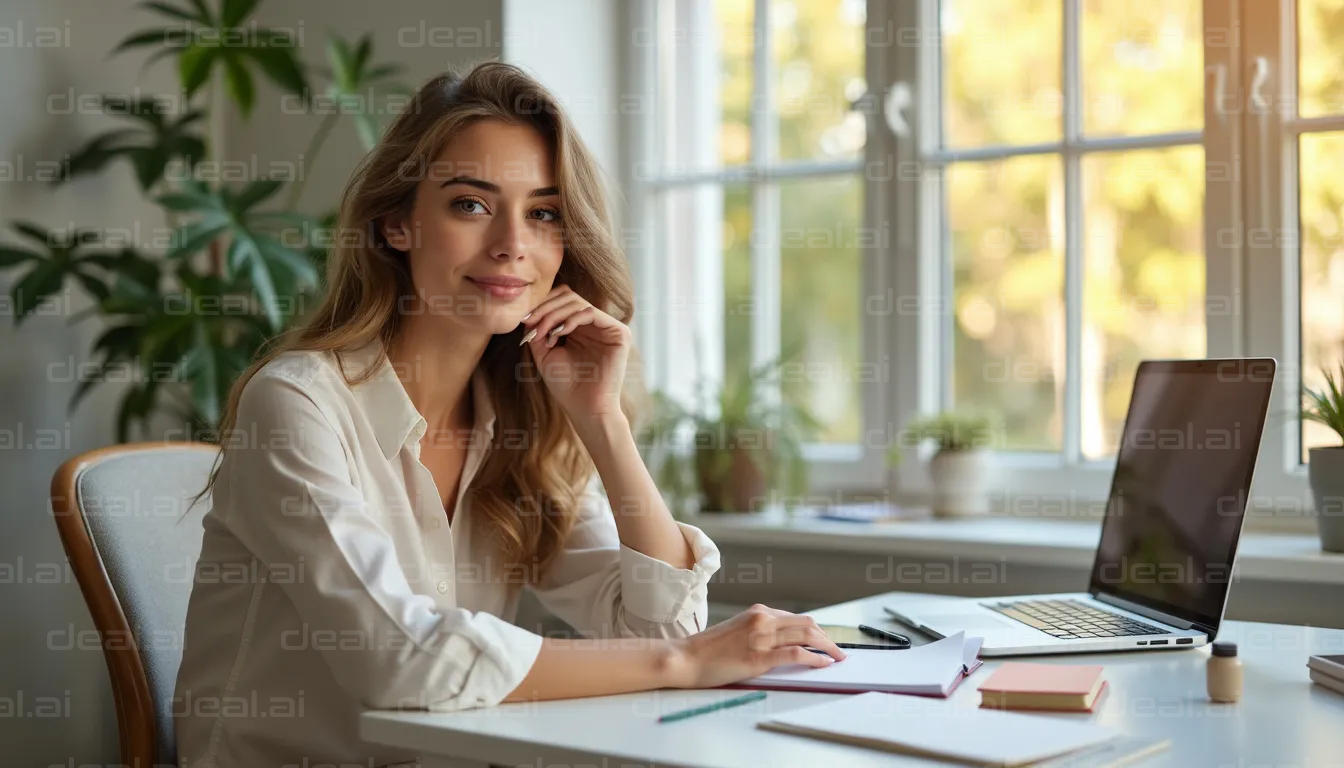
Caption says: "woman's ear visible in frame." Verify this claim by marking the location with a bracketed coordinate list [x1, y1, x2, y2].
[380, 213, 412, 252]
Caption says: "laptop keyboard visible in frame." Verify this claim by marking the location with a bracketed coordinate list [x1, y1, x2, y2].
[988, 599, 1170, 639]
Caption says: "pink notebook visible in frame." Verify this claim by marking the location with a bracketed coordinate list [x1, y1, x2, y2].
[977, 662, 1107, 712]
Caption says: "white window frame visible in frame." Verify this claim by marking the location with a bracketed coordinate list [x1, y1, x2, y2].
[884, 0, 1311, 530]
[621, 0, 887, 496]
[622, 0, 1315, 530]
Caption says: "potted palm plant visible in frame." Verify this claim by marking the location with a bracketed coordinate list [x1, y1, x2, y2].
[1304, 364, 1344, 553]
[888, 410, 995, 517]
[637, 354, 822, 516]
[0, 0, 409, 440]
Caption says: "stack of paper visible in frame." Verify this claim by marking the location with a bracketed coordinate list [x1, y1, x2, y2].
[758, 691, 1169, 767]
[732, 631, 983, 697]
[1308, 654, 1344, 695]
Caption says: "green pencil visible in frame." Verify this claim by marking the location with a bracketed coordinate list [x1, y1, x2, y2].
[657, 690, 768, 723]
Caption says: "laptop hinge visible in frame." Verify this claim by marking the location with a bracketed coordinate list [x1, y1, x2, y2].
[1093, 593, 1198, 631]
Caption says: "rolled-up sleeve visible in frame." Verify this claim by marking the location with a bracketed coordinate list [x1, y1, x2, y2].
[529, 474, 721, 639]
[220, 372, 542, 712]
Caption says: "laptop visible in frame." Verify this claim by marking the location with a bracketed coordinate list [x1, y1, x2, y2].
[885, 358, 1277, 657]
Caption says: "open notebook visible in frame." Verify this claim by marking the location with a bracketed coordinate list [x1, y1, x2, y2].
[758, 692, 1168, 767]
[730, 631, 983, 697]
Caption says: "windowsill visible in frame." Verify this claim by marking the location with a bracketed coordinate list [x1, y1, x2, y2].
[687, 510, 1344, 585]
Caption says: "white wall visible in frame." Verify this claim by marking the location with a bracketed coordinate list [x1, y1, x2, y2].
[0, 2, 503, 764]
[1, 3, 187, 763]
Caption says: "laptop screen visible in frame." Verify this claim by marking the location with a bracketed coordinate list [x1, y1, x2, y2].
[1087, 359, 1275, 632]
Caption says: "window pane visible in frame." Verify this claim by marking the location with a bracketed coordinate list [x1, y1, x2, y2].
[1298, 0, 1344, 118]
[779, 175, 864, 443]
[1081, 147, 1206, 458]
[941, 0, 1062, 148]
[771, 0, 866, 162]
[947, 156, 1065, 450]
[659, 0, 755, 170]
[1299, 132, 1344, 457]
[1081, 1, 1202, 137]
[724, 185, 753, 391]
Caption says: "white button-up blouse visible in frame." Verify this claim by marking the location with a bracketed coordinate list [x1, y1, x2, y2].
[174, 340, 722, 768]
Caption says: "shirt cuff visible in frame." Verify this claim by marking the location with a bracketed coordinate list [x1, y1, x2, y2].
[429, 612, 544, 712]
[617, 522, 722, 625]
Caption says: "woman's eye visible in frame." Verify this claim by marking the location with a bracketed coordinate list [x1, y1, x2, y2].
[531, 208, 561, 223]
[454, 199, 487, 215]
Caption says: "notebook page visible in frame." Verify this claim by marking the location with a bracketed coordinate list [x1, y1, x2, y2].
[759, 691, 1118, 767]
[740, 631, 975, 695]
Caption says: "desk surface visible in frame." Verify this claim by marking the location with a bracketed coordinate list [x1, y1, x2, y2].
[361, 592, 1344, 768]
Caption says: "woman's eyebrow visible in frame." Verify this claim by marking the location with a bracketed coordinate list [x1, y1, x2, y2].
[440, 175, 559, 198]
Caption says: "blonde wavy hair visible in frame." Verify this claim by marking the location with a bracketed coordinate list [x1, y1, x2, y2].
[197, 60, 646, 583]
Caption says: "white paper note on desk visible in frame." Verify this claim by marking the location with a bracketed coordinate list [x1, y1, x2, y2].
[758, 691, 1121, 767]
[736, 631, 983, 697]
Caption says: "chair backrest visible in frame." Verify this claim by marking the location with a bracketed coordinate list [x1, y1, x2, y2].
[50, 442, 218, 767]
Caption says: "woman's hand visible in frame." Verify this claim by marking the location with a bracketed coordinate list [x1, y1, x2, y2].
[664, 604, 848, 689]
[520, 284, 631, 421]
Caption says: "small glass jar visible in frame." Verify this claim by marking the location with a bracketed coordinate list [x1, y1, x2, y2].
[1206, 640, 1242, 703]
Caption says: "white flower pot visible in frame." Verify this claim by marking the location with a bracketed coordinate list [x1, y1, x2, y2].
[1308, 446, 1344, 553]
[928, 449, 991, 517]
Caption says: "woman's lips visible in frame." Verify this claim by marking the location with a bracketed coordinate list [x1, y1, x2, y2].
[466, 277, 529, 300]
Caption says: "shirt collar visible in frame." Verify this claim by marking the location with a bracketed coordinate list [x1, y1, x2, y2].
[341, 339, 497, 461]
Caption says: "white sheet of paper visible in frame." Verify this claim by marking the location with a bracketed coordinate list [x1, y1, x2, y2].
[740, 631, 981, 696]
[759, 691, 1118, 767]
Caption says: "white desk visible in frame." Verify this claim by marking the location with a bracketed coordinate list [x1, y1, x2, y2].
[361, 592, 1344, 767]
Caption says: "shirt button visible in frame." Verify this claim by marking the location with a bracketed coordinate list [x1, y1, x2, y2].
[437, 581, 448, 594]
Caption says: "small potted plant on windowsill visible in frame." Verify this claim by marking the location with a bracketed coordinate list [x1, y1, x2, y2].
[1304, 364, 1344, 553]
[637, 353, 822, 517]
[887, 410, 996, 518]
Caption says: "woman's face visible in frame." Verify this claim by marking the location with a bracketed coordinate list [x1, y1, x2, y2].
[383, 119, 565, 337]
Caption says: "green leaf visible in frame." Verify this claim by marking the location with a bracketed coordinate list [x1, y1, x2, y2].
[232, 178, 283, 213]
[71, 270, 111, 302]
[354, 113, 381, 151]
[327, 34, 355, 90]
[11, 221, 51, 246]
[255, 235, 317, 285]
[166, 218, 230, 260]
[93, 324, 144, 360]
[221, 0, 262, 27]
[111, 27, 174, 55]
[11, 261, 65, 325]
[181, 318, 222, 424]
[126, 146, 169, 190]
[353, 34, 372, 75]
[84, 248, 161, 291]
[140, 1, 202, 22]
[228, 236, 282, 329]
[116, 382, 159, 443]
[0, 246, 40, 268]
[179, 45, 219, 98]
[186, 0, 214, 25]
[362, 63, 404, 83]
[222, 54, 256, 117]
[244, 43, 307, 97]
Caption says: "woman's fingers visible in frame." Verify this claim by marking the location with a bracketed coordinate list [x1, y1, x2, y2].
[521, 292, 588, 346]
[772, 622, 847, 661]
[764, 644, 837, 670]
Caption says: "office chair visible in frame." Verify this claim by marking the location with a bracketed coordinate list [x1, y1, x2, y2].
[50, 442, 218, 767]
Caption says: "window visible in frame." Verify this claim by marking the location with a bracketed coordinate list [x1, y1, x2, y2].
[914, 1, 1210, 475]
[626, 0, 880, 491]
[624, 0, 1329, 525]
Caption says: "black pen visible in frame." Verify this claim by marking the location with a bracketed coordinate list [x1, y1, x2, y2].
[859, 624, 911, 646]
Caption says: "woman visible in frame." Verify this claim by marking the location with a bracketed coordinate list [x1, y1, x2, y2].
[173, 61, 845, 768]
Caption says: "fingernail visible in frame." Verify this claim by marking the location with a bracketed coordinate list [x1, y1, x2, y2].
[547, 323, 564, 337]
[523, 311, 533, 321]
[519, 329, 537, 346]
